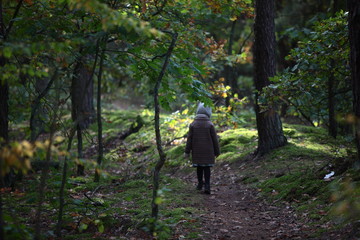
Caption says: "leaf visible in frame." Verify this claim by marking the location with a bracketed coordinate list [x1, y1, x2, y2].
[79, 223, 88, 232]
[98, 224, 104, 233]
[154, 196, 163, 205]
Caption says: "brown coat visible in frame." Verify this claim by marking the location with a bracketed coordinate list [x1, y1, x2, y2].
[185, 114, 220, 165]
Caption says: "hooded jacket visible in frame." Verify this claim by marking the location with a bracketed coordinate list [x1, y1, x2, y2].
[185, 104, 220, 165]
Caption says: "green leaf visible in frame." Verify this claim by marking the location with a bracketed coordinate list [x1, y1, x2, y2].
[98, 224, 104, 233]
[154, 197, 163, 205]
[79, 223, 88, 232]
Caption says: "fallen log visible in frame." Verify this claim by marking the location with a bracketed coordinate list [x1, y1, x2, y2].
[119, 115, 144, 140]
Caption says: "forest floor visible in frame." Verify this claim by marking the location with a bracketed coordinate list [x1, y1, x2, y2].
[176, 162, 309, 240]
[96, 129, 354, 240]
[173, 161, 354, 240]
[4, 108, 360, 240]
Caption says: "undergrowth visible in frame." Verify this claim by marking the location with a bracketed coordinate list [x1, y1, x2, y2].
[3, 108, 359, 239]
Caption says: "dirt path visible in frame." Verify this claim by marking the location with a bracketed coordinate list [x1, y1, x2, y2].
[180, 163, 312, 240]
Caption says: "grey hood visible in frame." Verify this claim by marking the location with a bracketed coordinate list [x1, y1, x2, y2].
[196, 102, 212, 118]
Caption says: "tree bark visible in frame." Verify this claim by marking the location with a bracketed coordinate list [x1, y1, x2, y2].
[71, 56, 95, 129]
[348, 0, 360, 162]
[34, 70, 60, 240]
[56, 127, 76, 237]
[71, 48, 98, 176]
[225, 20, 237, 107]
[76, 124, 84, 176]
[151, 32, 177, 223]
[30, 71, 58, 142]
[0, 68, 8, 143]
[328, 59, 337, 138]
[95, 41, 105, 182]
[253, 0, 287, 156]
[0, 2, 23, 237]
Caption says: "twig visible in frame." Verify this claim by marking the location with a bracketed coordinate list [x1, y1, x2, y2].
[83, 192, 104, 206]
[165, 134, 187, 146]
[4, 0, 24, 40]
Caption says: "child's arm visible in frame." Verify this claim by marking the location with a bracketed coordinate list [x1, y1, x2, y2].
[210, 125, 220, 157]
[185, 125, 193, 155]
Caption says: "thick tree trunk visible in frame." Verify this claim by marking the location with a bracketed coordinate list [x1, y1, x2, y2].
[0, 2, 23, 238]
[253, 0, 287, 156]
[348, 0, 360, 162]
[30, 71, 58, 142]
[71, 58, 95, 130]
[71, 51, 97, 176]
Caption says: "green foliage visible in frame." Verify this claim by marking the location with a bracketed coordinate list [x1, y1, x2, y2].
[330, 171, 360, 224]
[263, 11, 350, 126]
[3, 214, 33, 240]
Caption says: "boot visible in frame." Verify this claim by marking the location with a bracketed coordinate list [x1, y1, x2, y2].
[196, 181, 203, 190]
[204, 184, 211, 194]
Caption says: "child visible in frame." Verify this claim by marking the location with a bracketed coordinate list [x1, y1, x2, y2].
[185, 103, 220, 194]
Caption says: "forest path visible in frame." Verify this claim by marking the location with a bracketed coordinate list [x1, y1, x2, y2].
[177, 162, 311, 240]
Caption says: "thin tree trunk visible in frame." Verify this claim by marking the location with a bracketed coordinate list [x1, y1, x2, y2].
[348, 0, 360, 162]
[95, 41, 106, 182]
[253, 0, 287, 156]
[56, 127, 76, 237]
[151, 32, 178, 222]
[225, 20, 237, 107]
[328, 60, 337, 138]
[34, 71, 59, 240]
[76, 125, 84, 176]
[34, 130, 54, 240]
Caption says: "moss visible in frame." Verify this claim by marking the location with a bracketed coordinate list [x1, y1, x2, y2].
[242, 176, 259, 184]
[166, 145, 186, 167]
[221, 143, 239, 153]
[258, 172, 329, 202]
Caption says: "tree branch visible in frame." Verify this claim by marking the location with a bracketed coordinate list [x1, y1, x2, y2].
[4, 0, 24, 40]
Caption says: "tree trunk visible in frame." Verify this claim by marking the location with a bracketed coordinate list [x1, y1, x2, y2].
[151, 32, 177, 223]
[328, 60, 337, 138]
[76, 125, 84, 176]
[0, 9, 8, 142]
[71, 57, 95, 130]
[225, 20, 237, 107]
[56, 127, 76, 237]
[0, 60, 8, 143]
[348, 0, 360, 162]
[71, 50, 98, 176]
[34, 70, 60, 240]
[95, 42, 105, 182]
[30, 72, 58, 142]
[0, 2, 23, 238]
[0, 0, 23, 145]
[253, 0, 287, 156]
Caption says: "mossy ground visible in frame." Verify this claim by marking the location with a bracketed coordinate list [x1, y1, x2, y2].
[3, 108, 359, 239]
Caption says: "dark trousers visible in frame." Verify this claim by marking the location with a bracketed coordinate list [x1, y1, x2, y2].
[197, 166, 211, 186]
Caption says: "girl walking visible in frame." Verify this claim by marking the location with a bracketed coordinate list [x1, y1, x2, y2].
[185, 103, 220, 194]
